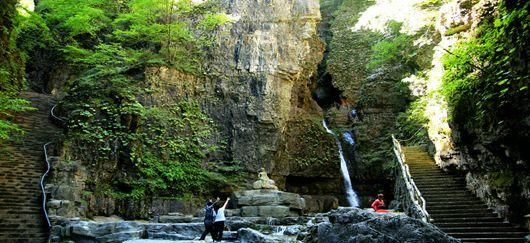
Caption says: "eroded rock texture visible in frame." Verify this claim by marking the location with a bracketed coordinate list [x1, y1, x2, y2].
[425, 0, 530, 223]
[300, 208, 458, 243]
[146, 0, 341, 192]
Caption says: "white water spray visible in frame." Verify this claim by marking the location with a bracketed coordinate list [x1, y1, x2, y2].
[343, 132, 355, 146]
[322, 120, 360, 207]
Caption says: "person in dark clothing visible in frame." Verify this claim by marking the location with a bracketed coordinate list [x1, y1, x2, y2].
[199, 198, 219, 240]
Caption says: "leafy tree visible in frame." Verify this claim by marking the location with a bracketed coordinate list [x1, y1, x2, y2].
[0, 0, 35, 141]
[368, 21, 420, 73]
[442, 1, 529, 132]
[19, 0, 233, 201]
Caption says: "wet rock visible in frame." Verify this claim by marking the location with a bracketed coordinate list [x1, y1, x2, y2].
[238, 228, 284, 243]
[145, 223, 203, 240]
[240, 206, 294, 218]
[300, 208, 458, 243]
[157, 215, 199, 224]
[52, 221, 145, 243]
[302, 195, 339, 213]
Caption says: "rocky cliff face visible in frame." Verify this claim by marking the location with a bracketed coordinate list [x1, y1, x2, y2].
[319, 0, 439, 205]
[145, 0, 343, 194]
[320, 0, 528, 224]
[40, 0, 349, 220]
[424, 0, 530, 223]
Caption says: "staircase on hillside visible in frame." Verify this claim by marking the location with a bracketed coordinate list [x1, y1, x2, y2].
[0, 92, 62, 242]
[403, 146, 528, 243]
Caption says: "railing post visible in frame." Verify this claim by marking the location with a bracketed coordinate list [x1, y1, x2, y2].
[392, 134, 430, 223]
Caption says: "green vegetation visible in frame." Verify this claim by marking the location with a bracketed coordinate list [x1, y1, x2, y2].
[368, 21, 420, 73]
[284, 120, 337, 167]
[0, 1, 35, 141]
[326, 0, 378, 98]
[16, 0, 232, 200]
[0, 94, 35, 139]
[440, 1, 529, 222]
[441, 1, 529, 136]
[490, 171, 515, 189]
[325, 0, 441, 179]
[36, 0, 229, 73]
[416, 0, 445, 9]
[395, 96, 429, 145]
[444, 24, 471, 36]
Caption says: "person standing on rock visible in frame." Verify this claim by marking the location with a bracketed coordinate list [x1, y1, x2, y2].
[213, 197, 230, 241]
[199, 197, 219, 240]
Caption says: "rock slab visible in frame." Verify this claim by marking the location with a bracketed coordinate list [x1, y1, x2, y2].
[299, 208, 459, 243]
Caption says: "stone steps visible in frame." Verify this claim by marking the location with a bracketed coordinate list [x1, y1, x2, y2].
[401, 146, 528, 242]
[460, 237, 527, 242]
[448, 232, 528, 239]
[422, 195, 473, 201]
[441, 226, 526, 233]
[433, 216, 504, 223]
[428, 212, 501, 218]
[435, 222, 514, 228]
[0, 92, 63, 243]
[428, 208, 492, 214]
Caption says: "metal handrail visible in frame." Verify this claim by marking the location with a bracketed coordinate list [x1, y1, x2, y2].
[50, 104, 67, 125]
[41, 142, 53, 228]
[41, 104, 67, 229]
[396, 127, 425, 143]
[392, 134, 430, 222]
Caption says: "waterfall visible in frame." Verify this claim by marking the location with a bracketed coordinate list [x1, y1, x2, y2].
[322, 120, 360, 207]
[272, 226, 287, 235]
[343, 132, 355, 146]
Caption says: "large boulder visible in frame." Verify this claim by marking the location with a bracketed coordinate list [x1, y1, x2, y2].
[234, 190, 306, 212]
[52, 221, 145, 243]
[300, 208, 459, 243]
[240, 206, 293, 218]
[233, 190, 306, 217]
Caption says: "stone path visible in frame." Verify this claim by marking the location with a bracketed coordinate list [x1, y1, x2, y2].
[404, 146, 528, 242]
[0, 92, 62, 242]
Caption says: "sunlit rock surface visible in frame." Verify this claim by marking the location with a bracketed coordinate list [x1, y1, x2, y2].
[145, 0, 342, 193]
[232, 189, 306, 217]
[423, 0, 529, 222]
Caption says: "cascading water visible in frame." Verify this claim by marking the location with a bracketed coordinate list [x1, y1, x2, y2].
[343, 132, 355, 146]
[322, 120, 360, 207]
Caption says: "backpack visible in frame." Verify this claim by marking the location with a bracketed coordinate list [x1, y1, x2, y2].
[204, 205, 215, 226]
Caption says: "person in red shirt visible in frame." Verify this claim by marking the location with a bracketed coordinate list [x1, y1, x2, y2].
[371, 194, 386, 211]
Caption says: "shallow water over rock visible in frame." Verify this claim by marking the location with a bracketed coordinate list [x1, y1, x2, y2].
[50, 207, 458, 242]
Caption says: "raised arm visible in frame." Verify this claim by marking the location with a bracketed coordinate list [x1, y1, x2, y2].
[221, 197, 230, 209]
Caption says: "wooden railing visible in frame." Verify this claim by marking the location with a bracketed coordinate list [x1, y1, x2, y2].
[392, 134, 430, 223]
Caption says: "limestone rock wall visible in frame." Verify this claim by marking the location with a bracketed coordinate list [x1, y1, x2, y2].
[207, 0, 333, 180]
[43, 0, 349, 220]
[146, 0, 342, 192]
[321, 0, 439, 203]
[424, 0, 530, 223]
